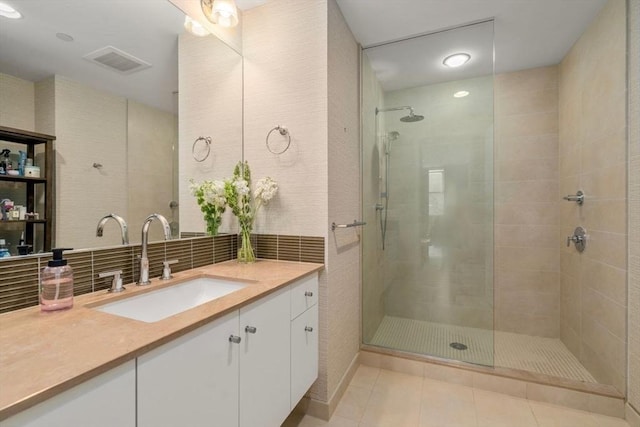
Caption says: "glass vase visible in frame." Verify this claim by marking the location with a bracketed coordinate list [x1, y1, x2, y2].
[237, 226, 256, 263]
[205, 217, 221, 236]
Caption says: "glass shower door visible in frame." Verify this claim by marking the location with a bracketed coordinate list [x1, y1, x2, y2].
[361, 21, 495, 366]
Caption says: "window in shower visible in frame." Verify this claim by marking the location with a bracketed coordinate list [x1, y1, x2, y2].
[361, 20, 495, 366]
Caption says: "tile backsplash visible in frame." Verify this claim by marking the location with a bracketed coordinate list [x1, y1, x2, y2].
[0, 233, 324, 314]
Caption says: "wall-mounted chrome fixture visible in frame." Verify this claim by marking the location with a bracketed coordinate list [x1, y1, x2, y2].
[563, 190, 584, 205]
[266, 125, 291, 154]
[192, 136, 212, 162]
[332, 220, 367, 231]
[201, 0, 238, 28]
[567, 226, 586, 252]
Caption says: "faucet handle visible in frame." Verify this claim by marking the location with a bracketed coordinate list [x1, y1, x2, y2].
[161, 259, 179, 280]
[99, 270, 124, 293]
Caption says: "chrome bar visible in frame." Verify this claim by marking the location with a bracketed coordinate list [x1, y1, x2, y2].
[562, 190, 584, 205]
[331, 220, 367, 231]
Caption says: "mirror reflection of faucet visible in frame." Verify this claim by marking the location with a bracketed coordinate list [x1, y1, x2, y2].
[96, 213, 129, 245]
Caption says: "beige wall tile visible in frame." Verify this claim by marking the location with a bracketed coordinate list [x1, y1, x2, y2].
[580, 287, 625, 340]
[627, 404, 640, 427]
[557, 2, 627, 390]
[0, 73, 35, 131]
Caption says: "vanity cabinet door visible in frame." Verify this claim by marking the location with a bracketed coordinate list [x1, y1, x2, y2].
[137, 310, 240, 427]
[239, 286, 291, 427]
[291, 304, 319, 408]
[1, 361, 135, 427]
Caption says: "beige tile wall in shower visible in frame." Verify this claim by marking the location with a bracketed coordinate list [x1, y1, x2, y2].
[559, 0, 627, 394]
[381, 75, 494, 331]
[494, 66, 560, 338]
[627, 0, 639, 415]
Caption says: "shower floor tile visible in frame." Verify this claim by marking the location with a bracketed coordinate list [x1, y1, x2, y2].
[369, 316, 596, 383]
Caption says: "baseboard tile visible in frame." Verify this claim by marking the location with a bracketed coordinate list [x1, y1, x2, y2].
[305, 352, 360, 421]
[627, 403, 640, 427]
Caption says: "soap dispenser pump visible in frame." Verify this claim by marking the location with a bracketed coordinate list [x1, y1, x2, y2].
[40, 248, 74, 312]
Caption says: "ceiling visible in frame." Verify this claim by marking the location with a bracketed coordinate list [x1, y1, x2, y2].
[337, 0, 608, 90]
[0, 0, 609, 111]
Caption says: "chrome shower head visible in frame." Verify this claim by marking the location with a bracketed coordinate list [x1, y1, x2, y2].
[400, 109, 424, 122]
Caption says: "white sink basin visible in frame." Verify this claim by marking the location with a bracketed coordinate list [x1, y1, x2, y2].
[95, 278, 247, 323]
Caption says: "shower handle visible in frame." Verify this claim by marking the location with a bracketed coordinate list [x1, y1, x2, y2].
[566, 226, 586, 252]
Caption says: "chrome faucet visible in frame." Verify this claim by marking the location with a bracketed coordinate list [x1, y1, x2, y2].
[137, 213, 172, 285]
[96, 213, 129, 245]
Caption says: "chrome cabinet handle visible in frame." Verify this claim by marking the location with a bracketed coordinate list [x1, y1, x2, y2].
[245, 326, 257, 334]
[229, 335, 241, 344]
[304, 291, 313, 297]
[304, 326, 313, 332]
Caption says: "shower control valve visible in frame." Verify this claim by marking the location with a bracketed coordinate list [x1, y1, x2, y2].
[566, 226, 586, 252]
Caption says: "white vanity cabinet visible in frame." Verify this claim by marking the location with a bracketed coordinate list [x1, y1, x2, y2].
[137, 310, 240, 427]
[290, 274, 319, 408]
[239, 286, 291, 427]
[2, 272, 319, 427]
[1, 361, 136, 427]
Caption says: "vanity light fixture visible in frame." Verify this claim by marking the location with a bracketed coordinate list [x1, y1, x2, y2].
[201, 0, 239, 28]
[443, 53, 471, 68]
[184, 16, 210, 37]
[454, 90, 470, 98]
[0, 2, 21, 19]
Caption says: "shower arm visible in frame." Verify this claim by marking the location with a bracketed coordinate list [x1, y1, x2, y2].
[376, 106, 413, 115]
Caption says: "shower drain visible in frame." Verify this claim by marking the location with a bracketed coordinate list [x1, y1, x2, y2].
[449, 342, 468, 351]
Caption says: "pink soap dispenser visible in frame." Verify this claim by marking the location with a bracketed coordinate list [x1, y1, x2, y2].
[40, 248, 74, 312]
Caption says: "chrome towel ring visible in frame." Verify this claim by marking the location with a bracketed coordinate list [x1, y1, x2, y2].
[192, 136, 212, 162]
[266, 125, 291, 154]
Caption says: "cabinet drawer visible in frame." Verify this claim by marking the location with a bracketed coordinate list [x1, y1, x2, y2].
[290, 274, 318, 320]
[290, 304, 318, 409]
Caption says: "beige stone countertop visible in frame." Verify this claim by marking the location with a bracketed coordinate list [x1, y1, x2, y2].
[0, 259, 323, 421]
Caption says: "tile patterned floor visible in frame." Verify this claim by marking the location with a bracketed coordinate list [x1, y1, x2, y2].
[369, 316, 596, 383]
[282, 366, 630, 427]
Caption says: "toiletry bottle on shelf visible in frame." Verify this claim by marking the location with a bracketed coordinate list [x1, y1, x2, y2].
[40, 248, 74, 312]
[0, 239, 10, 258]
[0, 149, 9, 175]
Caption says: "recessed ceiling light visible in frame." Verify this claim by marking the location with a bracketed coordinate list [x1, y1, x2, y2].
[454, 91, 470, 98]
[56, 33, 74, 42]
[443, 53, 471, 68]
[0, 2, 21, 19]
[184, 16, 210, 37]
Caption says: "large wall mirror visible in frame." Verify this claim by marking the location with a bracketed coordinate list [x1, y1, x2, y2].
[0, 0, 243, 252]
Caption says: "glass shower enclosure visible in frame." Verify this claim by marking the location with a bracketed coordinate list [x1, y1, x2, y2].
[361, 21, 495, 366]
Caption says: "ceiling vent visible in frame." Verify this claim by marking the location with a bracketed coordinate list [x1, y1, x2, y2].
[83, 46, 151, 75]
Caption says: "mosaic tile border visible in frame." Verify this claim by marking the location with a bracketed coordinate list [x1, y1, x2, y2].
[0, 234, 324, 313]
